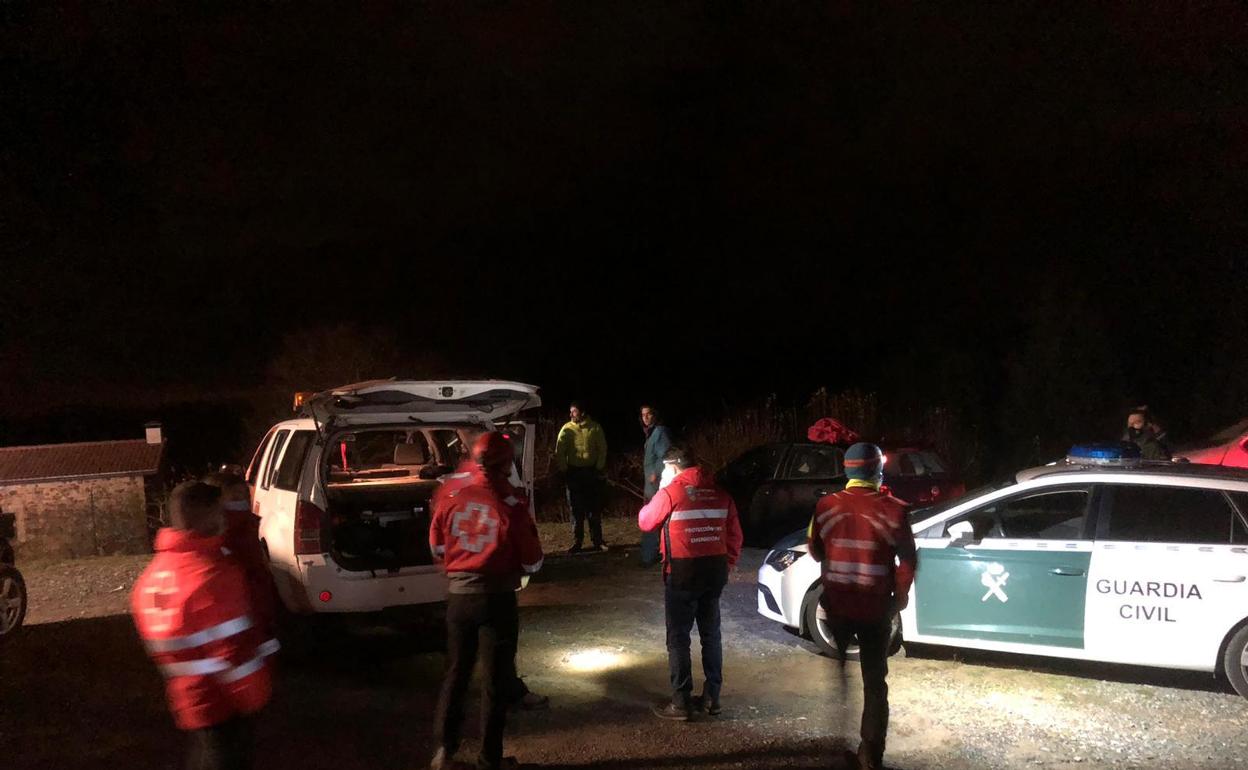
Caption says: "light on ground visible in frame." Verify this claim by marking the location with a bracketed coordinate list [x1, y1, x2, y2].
[561, 647, 627, 673]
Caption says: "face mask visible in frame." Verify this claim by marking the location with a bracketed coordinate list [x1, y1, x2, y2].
[224, 500, 251, 512]
[659, 464, 679, 489]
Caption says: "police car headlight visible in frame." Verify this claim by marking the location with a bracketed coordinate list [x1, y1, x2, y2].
[765, 549, 803, 571]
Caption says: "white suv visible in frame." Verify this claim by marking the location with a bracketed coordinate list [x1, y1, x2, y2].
[246, 380, 539, 615]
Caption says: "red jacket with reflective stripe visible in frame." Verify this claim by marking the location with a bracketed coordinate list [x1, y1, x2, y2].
[808, 486, 917, 622]
[429, 470, 544, 593]
[131, 529, 278, 730]
[637, 467, 743, 578]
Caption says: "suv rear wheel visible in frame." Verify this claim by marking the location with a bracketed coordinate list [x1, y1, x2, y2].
[0, 565, 27, 643]
[803, 586, 902, 660]
[1223, 624, 1248, 699]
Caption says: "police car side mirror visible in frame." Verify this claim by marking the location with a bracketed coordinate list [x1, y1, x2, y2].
[947, 520, 978, 545]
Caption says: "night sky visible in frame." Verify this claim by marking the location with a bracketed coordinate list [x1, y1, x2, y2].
[2, 2, 1247, 469]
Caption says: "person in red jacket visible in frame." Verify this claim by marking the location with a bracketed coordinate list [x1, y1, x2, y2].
[807, 442, 917, 770]
[434, 456, 549, 713]
[428, 433, 544, 770]
[131, 480, 279, 770]
[637, 446, 743, 721]
[204, 472, 277, 636]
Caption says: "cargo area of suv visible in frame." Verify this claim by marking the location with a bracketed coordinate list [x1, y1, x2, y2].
[323, 426, 479, 572]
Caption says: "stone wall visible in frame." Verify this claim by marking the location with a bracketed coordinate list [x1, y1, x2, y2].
[0, 475, 151, 559]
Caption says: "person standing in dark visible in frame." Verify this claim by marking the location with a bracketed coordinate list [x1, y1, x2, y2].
[555, 402, 609, 553]
[638, 446, 742, 721]
[639, 404, 672, 567]
[1123, 406, 1172, 460]
[807, 443, 916, 770]
[428, 433, 544, 770]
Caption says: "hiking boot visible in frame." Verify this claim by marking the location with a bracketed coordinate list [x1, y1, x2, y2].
[692, 693, 721, 715]
[650, 700, 692, 722]
[594, 543, 610, 552]
[566, 544, 584, 555]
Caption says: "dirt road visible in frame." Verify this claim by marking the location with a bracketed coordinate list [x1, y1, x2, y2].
[3, 531, 1246, 769]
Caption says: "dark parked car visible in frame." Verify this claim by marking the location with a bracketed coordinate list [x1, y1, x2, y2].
[717, 442, 963, 547]
[0, 510, 27, 644]
[881, 445, 966, 507]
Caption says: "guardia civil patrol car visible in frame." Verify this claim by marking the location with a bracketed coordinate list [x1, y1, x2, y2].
[757, 444, 1248, 697]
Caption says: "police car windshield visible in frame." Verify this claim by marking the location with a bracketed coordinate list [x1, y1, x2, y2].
[905, 477, 1015, 524]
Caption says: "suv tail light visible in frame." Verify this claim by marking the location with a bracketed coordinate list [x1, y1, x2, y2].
[294, 501, 326, 555]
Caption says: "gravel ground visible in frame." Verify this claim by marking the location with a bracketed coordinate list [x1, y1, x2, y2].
[4, 530, 1246, 770]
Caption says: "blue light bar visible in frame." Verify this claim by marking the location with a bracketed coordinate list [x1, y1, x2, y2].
[1066, 441, 1143, 466]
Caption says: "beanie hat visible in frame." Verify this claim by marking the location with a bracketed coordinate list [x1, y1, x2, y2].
[844, 442, 884, 481]
[472, 432, 514, 473]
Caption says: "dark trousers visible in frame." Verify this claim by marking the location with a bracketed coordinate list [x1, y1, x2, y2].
[186, 716, 253, 770]
[664, 581, 724, 708]
[829, 615, 892, 766]
[433, 592, 520, 770]
[566, 467, 604, 547]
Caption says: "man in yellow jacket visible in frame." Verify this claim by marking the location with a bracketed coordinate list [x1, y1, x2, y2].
[555, 402, 608, 553]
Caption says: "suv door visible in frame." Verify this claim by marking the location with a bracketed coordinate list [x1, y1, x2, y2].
[717, 445, 786, 546]
[914, 485, 1093, 649]
[1085, 483, 1248, 669]
[496, 420, 536, 506]
[769, 444, 847, 543]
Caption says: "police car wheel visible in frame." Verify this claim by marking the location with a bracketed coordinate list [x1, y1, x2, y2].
[1223, 624, 1248, 699]
[0, 565, 27, 642]
[803, 590, 902, 661]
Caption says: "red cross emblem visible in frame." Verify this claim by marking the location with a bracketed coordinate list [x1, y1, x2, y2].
[451, 503, 498, 553]
[140, 570, 179, 633]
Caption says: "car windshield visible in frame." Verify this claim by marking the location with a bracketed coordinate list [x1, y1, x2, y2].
[906, 477, 1015, 525]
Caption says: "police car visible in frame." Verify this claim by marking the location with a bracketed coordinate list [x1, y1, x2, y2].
[757, 444, 1248, 697]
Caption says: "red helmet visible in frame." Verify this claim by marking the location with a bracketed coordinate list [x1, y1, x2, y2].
[472, 432, 514, 472]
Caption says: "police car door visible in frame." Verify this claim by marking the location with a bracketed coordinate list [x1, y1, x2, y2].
[1085, 482, 1248, 670]
[915, 485, 1093, 649]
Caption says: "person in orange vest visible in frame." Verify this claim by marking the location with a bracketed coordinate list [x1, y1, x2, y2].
[807, 442, 917, 770]
[428, 433, 544, 770]
[131, 480, 279, 770]
[638, 445, 743, 721]
[433, 454, 549, 712]
[204, 472, 277, 636]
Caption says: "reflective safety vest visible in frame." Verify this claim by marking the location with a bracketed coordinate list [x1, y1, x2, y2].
[131, 528, 278, 730]
[809, 486, 917, 622]
[637, 466, 743, 589]
[429, 471, 544, 594]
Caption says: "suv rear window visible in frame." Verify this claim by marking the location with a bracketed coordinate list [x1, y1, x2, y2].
[1103, 485, 1236, 544]
[274, 431, 315, 491]
[725, 445, 784, 483]
[784, 445, 844, 480]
